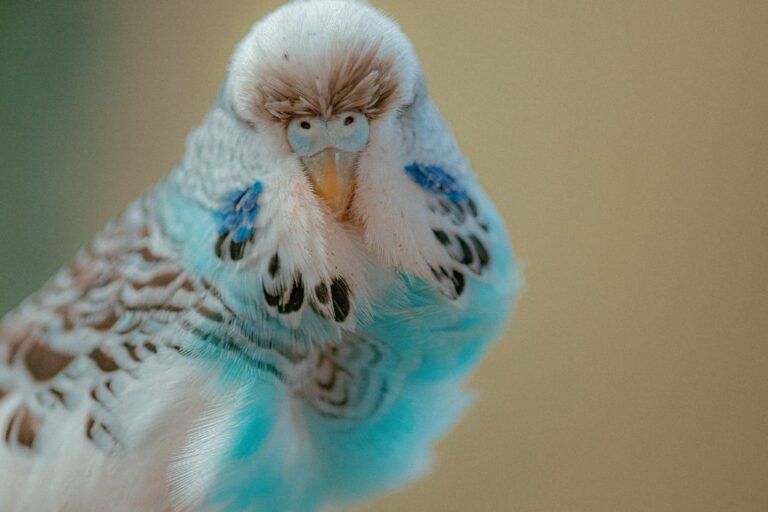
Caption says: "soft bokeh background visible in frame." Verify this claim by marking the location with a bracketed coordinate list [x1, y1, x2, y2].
[2, 1, 767, 511]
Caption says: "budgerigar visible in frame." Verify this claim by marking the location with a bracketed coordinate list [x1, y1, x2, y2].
[0, 1, 519, 510]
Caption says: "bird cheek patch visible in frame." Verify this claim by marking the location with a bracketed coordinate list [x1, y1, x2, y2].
[404, 162, 467, 202]
[404, 162, 493, 299]
[214, 181, 263, 262]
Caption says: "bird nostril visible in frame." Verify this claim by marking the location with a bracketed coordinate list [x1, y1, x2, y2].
[344, 116, 354, 126]
[300, 121, 311, 129]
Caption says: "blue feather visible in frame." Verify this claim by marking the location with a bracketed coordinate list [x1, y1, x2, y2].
[404, 162, 468, 202]
[216, 181, 263, 240]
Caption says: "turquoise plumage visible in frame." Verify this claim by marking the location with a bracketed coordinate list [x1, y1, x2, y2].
[0, 1, 519, 510]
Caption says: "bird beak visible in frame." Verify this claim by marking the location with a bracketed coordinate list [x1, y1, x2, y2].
[301, 149, 357, 217]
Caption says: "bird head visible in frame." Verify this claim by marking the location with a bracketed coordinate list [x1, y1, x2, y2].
[227, 0, 421, 220]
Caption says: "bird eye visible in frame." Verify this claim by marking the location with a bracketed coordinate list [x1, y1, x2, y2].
[300, 121, 311, 130]
[344, 116, 355, 126]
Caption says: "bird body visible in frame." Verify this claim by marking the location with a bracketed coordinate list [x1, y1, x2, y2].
[0, 1, 519, 510]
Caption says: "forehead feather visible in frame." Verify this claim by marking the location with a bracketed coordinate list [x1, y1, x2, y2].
[228, 0, 419, 122]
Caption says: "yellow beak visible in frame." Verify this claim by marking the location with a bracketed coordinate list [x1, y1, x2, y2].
[303, 149, 357, 217]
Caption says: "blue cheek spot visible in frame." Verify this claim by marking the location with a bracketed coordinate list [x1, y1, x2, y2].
[215, 181, 263, 255]
[233, 225, 254, 243]
[404, 163, 467, 202]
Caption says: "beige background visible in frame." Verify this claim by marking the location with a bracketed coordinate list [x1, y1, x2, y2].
[2, 1, 768, 511]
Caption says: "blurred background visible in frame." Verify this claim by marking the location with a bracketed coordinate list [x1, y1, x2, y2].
[2, 1, 767, 511]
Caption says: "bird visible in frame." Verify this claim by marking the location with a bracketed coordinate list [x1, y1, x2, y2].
[0, 1, 519, 510]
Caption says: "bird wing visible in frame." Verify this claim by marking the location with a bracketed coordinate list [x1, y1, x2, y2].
[0, 193, 237, 455]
